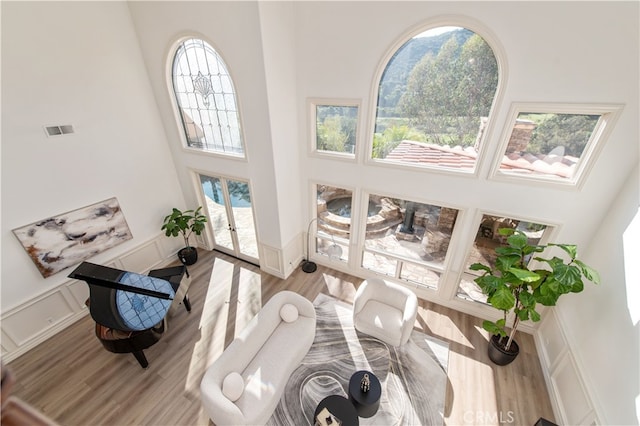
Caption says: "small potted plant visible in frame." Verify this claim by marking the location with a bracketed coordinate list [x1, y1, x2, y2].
[470, 228, 600, 365]
[161, 206, 207, 265]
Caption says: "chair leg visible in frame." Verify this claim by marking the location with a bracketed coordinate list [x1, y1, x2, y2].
[132, 351, 149, 369]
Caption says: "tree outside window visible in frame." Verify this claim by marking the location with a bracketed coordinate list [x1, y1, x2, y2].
[373, 26, 499, 171]
[314, 103, 359, 156]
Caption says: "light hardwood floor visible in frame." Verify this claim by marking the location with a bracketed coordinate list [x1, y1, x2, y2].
[6, 250, 555, 425]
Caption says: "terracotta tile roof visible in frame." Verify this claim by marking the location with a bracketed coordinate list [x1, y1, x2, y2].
[385, 140, 576, 179]
[385, 141, 477, 170]
[500, 152, 578, 178]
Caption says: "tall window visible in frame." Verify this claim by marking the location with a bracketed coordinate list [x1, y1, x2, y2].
[171, 38, 244, 156]
[457, 214, 551, 304]
[372, 26, 499, 172]
[361, 194, 458, 289]
[314, 185, 351, 262]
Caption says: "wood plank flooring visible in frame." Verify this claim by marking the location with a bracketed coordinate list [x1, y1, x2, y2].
[6, 249, 555, 425]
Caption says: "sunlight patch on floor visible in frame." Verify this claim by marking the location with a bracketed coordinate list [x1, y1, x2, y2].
[322, 272, 358, 302]
[185, 258, 263, 401]
[200, 257, 234, 329]
[236, 267, 262, 332]
[185, 258, 234, 397]
[428, 312, 475, 349]
[332, 298, 372, 372]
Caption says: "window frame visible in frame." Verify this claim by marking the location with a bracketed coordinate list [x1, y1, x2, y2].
[489, 102, 623, 188]
[455, 209, 560, 306]
[365, 19, 507, 177]
[309, 98, 361, 162]
[309, 181, 356, 266]
[168, 36, 247, 160]
[357, 188, 463, 291]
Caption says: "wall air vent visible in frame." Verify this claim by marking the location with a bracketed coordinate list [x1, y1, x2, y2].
[44, 125, 75, 137]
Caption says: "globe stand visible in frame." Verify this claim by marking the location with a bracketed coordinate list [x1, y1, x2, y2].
[302, 260, 317, 273]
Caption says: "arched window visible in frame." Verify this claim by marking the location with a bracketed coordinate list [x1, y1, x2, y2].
[372, 26, 499, 172]
[171, 38, 244, 156]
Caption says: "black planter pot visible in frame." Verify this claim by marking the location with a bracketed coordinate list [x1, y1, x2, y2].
[488, 334, 520, 366]
[178, 247, 198, 266]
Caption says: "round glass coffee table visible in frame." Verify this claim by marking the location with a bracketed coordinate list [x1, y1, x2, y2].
[348, 370, 381, 418]
[314, 395, 359, 426]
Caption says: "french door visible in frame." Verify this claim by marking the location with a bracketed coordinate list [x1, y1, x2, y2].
[198, 174, 259, 265]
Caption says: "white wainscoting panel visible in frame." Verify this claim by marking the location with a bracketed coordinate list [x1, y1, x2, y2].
[117, 238, 164, 273]
[537, 309, 567, 370]
[283, 234, 303, 278]
[1, 233, 179, 363]
[260, 243, 284, 278]
[536, 309, 599, 425]
[552, 352, 596, 425]
[2, 291, 75, 347]
[65, 279, 91, 311]
[2, 329, 17, 355]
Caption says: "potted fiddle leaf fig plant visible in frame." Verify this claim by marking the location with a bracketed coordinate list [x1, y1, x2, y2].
[470, 228, 600, 365]
[161, 206, 207, 266]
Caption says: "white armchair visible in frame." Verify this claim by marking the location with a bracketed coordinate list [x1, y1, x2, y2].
[352, 278, 418, 346]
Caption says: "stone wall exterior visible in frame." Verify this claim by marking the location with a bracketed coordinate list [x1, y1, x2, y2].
[474, 117, 536, 153]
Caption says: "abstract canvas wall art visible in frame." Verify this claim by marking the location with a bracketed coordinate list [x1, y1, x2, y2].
[13, 197, 133, 278]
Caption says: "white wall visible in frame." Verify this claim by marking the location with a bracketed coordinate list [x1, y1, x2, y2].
[556, 165, 638, 425]
[290, 0, 639, 318]
[535, 165, 639, 425]
[294, 1, 638, 252]
[127, 1, 301, 275]
[1, 2, 185, 358]
[2, 0, 638, 422]
[290, 2, 639, 423]
[257, 1, 304, 276]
